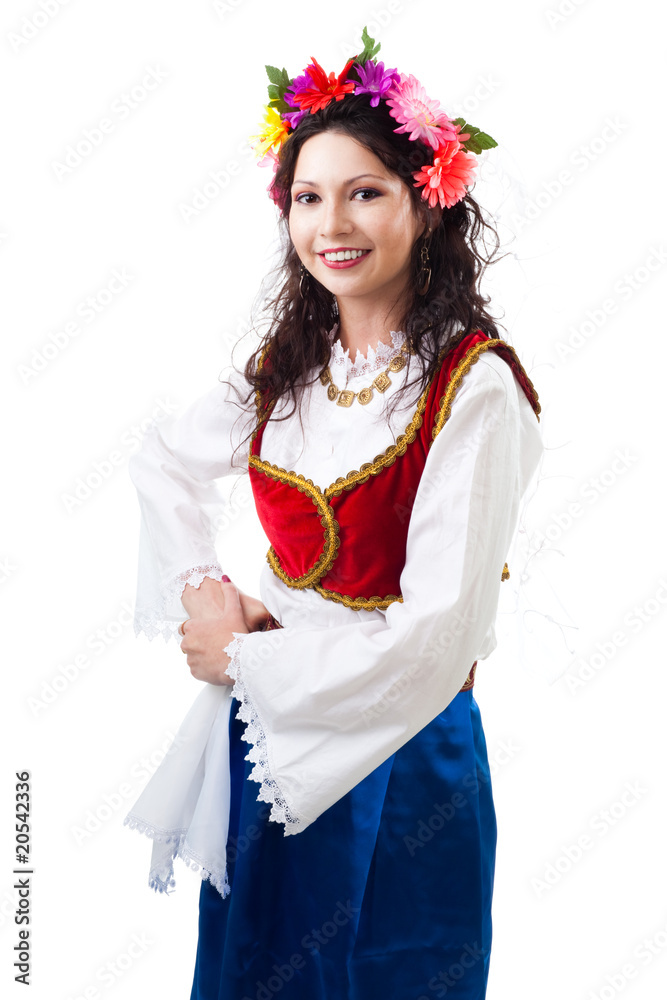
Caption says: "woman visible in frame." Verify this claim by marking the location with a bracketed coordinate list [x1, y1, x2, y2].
[125, 29, 543, 1000]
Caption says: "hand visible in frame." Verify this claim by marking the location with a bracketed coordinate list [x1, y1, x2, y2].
[180, 580, 248, 686]
[181, 576, 270, 631]
[237, 589, 271, 631]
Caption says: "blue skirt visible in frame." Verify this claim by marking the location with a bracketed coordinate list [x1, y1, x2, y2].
[190, 689, 497, 1000]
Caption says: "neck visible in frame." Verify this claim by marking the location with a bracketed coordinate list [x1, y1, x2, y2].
[335, 296, 407, 357]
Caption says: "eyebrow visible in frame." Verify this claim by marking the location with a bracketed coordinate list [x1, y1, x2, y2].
[291, 173, 387, 187]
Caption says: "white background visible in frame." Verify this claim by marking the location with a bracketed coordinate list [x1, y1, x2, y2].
[2, 1, 666, 998]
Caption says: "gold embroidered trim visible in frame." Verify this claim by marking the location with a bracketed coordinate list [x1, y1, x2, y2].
[248, 454, 341, 588]
[323, 350, 449, 498]
[431, 338, 541, 442]
[248, 334, 526, 603]
[460, 661, 477, 691]
[313, 583, 403, 611]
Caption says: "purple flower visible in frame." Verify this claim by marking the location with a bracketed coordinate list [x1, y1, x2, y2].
[284, 68, 316, 128]
[283, 107, 308, 128]
[285, 68, 315, 108]
[353, 60, 400, 107]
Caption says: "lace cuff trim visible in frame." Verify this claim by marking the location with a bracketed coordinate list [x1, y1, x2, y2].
[223, 632, 306, 836]
[134, 564, 224, 642]
[123, 813, 230, 897]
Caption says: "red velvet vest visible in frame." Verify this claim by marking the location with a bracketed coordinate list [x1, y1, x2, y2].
[248, 331, 540, 612]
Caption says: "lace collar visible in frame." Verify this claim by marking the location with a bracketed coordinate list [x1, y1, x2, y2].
[327, 324, 407, 381]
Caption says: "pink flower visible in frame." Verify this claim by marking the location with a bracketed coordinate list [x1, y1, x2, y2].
[413, 140, 478, 209]
[386, 74, 459, 150]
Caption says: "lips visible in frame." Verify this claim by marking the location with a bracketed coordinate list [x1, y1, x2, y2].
[318, 248, 372, 269]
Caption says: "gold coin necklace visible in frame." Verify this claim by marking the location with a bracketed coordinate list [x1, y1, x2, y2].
[319, 340, 412, 407]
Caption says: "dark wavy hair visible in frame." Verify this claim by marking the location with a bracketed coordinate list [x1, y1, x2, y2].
[226, 93, 506, 460]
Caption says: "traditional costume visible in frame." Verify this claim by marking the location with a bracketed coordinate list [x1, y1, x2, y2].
[124, 28, 543, 1000]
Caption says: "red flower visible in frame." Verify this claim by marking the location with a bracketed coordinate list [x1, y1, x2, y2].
[290, 57, 356, 114]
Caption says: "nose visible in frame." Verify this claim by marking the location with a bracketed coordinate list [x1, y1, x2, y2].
[319, 195, 353, 240]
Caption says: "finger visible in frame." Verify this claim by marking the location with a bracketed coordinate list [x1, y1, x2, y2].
[219, 580, 242, 611]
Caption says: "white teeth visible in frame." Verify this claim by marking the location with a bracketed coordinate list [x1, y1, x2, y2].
[323, 249, 369, 261]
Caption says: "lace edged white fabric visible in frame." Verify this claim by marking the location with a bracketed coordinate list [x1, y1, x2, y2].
[123, 814, 230, 897]
[134, 563, 224, 642]
[122, 681, 234, 899]
[224, 632, 307, 836]
[327, 324, 407, 382]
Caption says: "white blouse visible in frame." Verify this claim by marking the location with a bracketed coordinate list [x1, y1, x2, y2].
[124, 327, 543, 897]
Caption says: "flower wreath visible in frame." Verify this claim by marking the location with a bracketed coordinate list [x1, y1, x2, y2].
[250, 27, 497, 213]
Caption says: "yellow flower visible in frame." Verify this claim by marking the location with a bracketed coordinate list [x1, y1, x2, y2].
[249, 106, 290, 160]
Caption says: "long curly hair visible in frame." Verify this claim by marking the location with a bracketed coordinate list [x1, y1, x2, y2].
[226, 93, 506, 460]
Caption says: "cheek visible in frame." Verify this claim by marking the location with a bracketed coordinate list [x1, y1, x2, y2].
[288, 212, 312, 255]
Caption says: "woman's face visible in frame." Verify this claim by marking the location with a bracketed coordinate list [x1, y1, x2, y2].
[288, 131, 426, 316]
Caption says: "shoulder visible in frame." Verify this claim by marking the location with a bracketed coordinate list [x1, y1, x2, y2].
[439, 338, 522, 407]
[454, 340, 537, 414]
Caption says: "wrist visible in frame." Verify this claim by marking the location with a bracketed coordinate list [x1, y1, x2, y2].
[181, 576, 226, 618]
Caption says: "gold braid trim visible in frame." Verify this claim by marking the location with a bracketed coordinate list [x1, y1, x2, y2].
[432, 338, 541, 442]
[248, 454, 340, 589]
[313, 584, 403, 611]
[323, 345, 452, 499]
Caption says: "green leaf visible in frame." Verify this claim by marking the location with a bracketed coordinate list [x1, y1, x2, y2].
[265, 65, 292, 105]
[454, 118, 498, 155]
[265, 64, 286, 86]
[355, 25, 381, 65]
[268, 95, 293, 115]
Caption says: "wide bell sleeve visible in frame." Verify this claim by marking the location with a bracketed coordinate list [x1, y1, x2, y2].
[129, 361, 254, 641]
[223, 351, 543, 835]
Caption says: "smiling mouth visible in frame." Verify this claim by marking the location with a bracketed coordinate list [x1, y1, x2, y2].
[320, 249, 371, 262]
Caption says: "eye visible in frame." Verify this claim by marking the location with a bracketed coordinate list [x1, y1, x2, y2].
[352, 188, 381, 201]
[294, 192, 320, 205]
